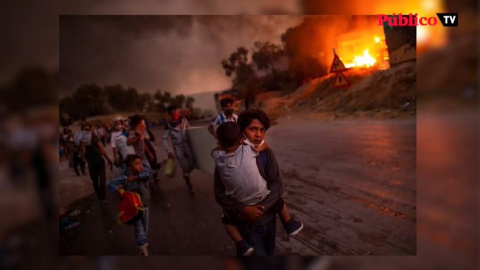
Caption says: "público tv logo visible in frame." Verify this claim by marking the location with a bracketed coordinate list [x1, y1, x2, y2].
[378, 13, 458, 27]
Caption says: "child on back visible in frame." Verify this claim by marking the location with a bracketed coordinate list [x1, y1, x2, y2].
[211, 122, 303, 256]
[108, 154, 152, 256]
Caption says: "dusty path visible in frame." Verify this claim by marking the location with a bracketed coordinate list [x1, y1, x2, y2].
[59, 117, 415, 255]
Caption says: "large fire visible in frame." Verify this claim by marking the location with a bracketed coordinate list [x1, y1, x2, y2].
[337, 32, 390, 70]
[341, 0, 446, 52]
[345, 49, 377, 68]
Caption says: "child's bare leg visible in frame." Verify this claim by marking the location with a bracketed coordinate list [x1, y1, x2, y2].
[223, 223, 243, 242]
[279, 201, 304, 236]
[224, 223, 254, 256]
[279, 203, 291, 223]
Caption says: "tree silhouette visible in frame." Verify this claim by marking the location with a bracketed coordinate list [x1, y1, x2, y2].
[221, 47, 257, 108]
[185, 96, 195, 111]
[252, 41, 284, 74]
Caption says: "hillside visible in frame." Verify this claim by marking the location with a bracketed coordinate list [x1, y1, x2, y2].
[254, 61, 416, 121]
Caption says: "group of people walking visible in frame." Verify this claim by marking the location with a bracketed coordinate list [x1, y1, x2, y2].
[63, 98, 303, 256]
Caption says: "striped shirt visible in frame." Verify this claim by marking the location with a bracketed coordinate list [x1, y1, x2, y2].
[210, 113, 238, 126]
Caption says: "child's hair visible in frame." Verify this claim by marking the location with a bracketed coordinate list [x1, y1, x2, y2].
[216, 122, 242, 148]
[167, 105, 178, 114]
[220, 98, 233, 108]
[125, 154, 142, 167]
[237, 109, 270, 131]
[81, 123, 92, 130]
[130, 114, 143, 129]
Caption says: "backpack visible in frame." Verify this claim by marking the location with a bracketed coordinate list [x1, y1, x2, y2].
[118, 191, 145, 225]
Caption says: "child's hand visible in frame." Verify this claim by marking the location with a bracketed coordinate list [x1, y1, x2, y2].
[241, 205, 264, 222]
[254, 141, 268, 152]
[127, 175, 139, 182]
[117, 188, 125, 200]
[211, 144, 223, 157]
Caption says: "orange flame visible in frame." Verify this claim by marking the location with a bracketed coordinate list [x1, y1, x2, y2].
[337, 32, 390, 70]
[343, 0, 446, 52]
[344, 49, 377, 68]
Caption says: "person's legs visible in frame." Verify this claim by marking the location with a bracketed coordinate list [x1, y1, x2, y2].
[72, 155, 80, 176]
[142, 207, 149, 234]
[276, 201, 303, 236]
[269, 197, 303, 236]
[263, 216, 277, 256]
[238, 224, 267, 256]
[268, 197, 289, 222]
[222, 211, 254, 255]
[98, 162, 107, 201]
[222, 212, 244, 242]
[184, 145, 195, 172]
[88, 163, 101, 199]
[224, 224, 243, 242]
[183, 174, 193, 193]
[79, 158, 86, 175]
[133, 210, 148, 255]
[183, 145, 195, 193]
[174, 146, 194, 193]
[67, 148, 73, 167]
[141, 207, 149, 255]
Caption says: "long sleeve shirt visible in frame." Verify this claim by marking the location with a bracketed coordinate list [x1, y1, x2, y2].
[162, 117, 191, 153]
[108, 164, 152, 206]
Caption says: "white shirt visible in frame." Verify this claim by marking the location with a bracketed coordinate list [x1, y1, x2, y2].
[110, 130, 123, 148]
[115, 134, 135, 159]
[212, 144, 268, 205]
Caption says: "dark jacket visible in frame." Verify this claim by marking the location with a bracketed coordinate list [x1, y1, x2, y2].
[214, 148, 283, 225]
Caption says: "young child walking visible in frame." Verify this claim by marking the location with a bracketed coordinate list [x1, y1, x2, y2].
[212, 122, 303, 256]
[108, 154, 152, 256]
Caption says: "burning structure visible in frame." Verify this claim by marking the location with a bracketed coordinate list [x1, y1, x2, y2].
[336, 31, 390, 70]
[284, 15, 417, 81]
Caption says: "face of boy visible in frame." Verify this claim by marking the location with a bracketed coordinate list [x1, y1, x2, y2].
[135, 120, 146, 133]
[130, 158, 143, 173]
[243, 119, 266, 147]
[223, 103, 233, 115]
[170, 110, 179, 121]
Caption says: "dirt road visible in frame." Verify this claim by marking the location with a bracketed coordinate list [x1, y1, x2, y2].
[59, 117, 415, 255]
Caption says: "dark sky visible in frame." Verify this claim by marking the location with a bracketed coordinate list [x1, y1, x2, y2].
[59, 16, 302, 99]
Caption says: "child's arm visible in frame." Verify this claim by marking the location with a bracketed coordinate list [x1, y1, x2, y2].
[208, 124, 217, 139]
[138, 170, 150, 181]
[144, 142, 155, 160]
[254, 141, 268, 152]
[126, 161, 152, 182]
[97, 141, 113, 166]
[108, 175, 127, 198]
[125, 170, 150, 182]
[211, 145, 222, 158]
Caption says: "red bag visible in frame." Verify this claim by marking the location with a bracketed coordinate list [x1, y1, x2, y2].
[117, 191, 145, 225]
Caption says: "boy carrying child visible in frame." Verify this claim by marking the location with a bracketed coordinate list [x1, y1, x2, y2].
[212, 122, 303, 256]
